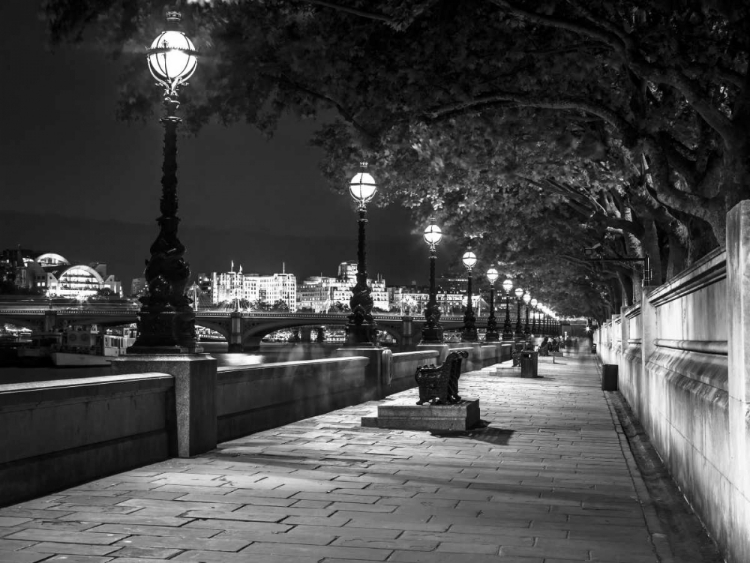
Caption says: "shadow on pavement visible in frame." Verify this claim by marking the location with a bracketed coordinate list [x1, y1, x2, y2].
[430, 423, 515, 446]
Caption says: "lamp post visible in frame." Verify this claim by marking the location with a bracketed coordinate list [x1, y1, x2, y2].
[523, 292, 531, 335]
[514, 287, 524, 338]
[461, 250, 478, 342]
[421, 221, 444, 343]
[131, 11, 198, 352]
[345, 162, 378, 346]
[501, 278, 513, 340]
[485, 268, 499, 342]
[530, 298, 538, 335]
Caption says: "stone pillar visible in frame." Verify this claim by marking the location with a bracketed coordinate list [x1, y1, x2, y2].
[300, 327, 312, 343]
[641, 288, 657, 377]
[227, 312, 243, 353]
[335, 347, 392, 401]
[400, 316, 414, 351]
[110, 355, 217, 458]
[725, 201, 750, 563]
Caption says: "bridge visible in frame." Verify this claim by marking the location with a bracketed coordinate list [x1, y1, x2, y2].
[0, 305, 499, 350]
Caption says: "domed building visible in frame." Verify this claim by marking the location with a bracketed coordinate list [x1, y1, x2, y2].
[10, 251, 122, 298]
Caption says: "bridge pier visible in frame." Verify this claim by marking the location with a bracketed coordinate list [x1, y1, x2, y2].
[300, 327, 312, 343]
[43, 310, 57, 333]
[242, 336, 263, 353]
[400, 316, 416, 351]
[228, 312, 244, 352]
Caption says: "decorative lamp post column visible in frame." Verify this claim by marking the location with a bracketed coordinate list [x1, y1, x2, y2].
[345, 162, 378, 346]
[523, 292, 531, 335]
[501, 278, 513, 340]
[131, 11, 198, 352]
[530, 298, 539, 335]
[421, 221, 444, 343]
[485, 268, 499, 342]
[514, 287, 524, 337]
[461, 250, 478, 342]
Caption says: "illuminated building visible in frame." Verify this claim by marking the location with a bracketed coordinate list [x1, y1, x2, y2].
[210, 263, 297, 312]
[1, 249, 122, 298]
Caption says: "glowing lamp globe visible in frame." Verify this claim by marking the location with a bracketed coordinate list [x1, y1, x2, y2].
[349, 164, 377, 205]
[424, 222, 443, 247]
[523, 292, 531, 304]
[502, 279, 513, 294]
[531, 298, 538, 308]
[515, 287, 523, 299]
[462, 251, 477, 271]
[486, 268, 499, 284]
[147, 13, 197, 87]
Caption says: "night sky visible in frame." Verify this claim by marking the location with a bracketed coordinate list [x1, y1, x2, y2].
[0, 1, 438, 290]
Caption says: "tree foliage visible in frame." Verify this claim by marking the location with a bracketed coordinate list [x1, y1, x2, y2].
[40, 0, 750, 322]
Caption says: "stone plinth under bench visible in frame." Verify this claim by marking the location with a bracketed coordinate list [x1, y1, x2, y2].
[361, 399, 480, 431]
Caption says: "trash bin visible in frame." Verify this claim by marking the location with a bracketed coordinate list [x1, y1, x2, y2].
[602, 364, 618, 391]
[520, 351, 538, 378]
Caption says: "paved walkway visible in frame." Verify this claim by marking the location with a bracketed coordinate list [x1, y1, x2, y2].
[0, 353, 671, 563]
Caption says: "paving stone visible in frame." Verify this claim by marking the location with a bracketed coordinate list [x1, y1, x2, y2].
[38, 556, 113, 563]
[21, 541, 119, 556]
[115, 534, 249, 552]
[239, 541, 393, 561]
[5, 529, 126, 545]
[0, 518, 31, 528]
[0, 550, 51, 563]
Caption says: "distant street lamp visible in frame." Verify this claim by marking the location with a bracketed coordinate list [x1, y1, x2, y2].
[501, 278, 513, 340]
[345, 162, 378, 346]
[131, 11, 198, 352]
[421, 221, 444, 343]
[530, 298, 539, 334]
[523, 292, 531, 335]
[514, 287, 524, 337]
[485, 268, 499, 342]
[461, 250, 478, 342]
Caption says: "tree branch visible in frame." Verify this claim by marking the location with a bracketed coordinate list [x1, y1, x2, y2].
[487, 0, 626, 54]
[425, 91, 637, 142]
[298, 0, 394, 24]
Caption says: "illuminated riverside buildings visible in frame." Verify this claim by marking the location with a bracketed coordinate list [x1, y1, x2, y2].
[297, 261, 389, 312]
[0, 248, 122, 297]
[210, 263, 297, 312]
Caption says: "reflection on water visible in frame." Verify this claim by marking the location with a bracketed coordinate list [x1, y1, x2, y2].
[0, 342, 345, 384]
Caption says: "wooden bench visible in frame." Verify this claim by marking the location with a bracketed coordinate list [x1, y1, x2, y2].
[414, 350, 469, 405]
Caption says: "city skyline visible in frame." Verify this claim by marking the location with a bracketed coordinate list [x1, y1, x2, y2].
[0, 1, 448, 290]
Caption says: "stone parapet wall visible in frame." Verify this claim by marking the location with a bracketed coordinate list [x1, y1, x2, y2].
[596, 222, 748, 563]
[0, 374, 174, 507]
[390, 350, 439, 394]
[216, 356, 368, 443]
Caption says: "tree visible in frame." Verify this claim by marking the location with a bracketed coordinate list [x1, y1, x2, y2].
[41, 0, 749, 316]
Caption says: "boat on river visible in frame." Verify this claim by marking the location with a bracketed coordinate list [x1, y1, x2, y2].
[50, 329, 136, 367]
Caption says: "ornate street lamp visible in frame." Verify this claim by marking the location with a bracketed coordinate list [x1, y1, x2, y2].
[501, 278, 513, 340]
[530, 298, 539, 334]
[461, 250, 478, 342]
[485, 268, 499, 342]
[131, 12, 198, 352]
[345, 162, 378, 346]
[421, 220, 444, 343]
[523, 292, 531, 335]
[514, 287, 524, 337]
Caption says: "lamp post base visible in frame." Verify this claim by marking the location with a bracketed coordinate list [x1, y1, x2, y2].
[131, 310, 201, 353]
[421, 325, 444, 343]
[344, 322, 378, 347]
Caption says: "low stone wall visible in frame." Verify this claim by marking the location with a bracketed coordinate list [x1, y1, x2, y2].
[0, 374, 174, 507]
[216, 356, 368, 443]
[390, 350, 439, 394]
